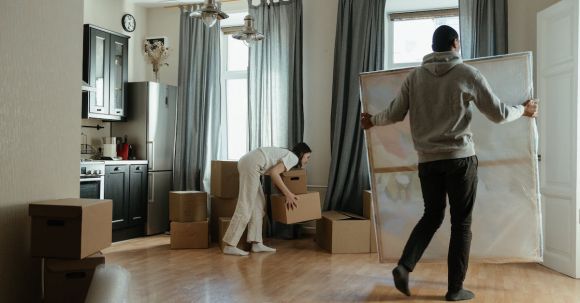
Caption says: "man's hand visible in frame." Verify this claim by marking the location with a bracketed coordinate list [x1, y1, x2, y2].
[285, 192, 298, 210]
[523, 99, 539, 118]
[361, 113, 374, 130]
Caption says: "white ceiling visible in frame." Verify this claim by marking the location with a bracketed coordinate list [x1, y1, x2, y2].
[127, 0, 243, 8]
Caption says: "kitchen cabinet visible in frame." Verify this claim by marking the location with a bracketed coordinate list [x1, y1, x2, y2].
[128, 164, 147, 226]
[105, 164, 147, 240]
[82, 24, 129, 121]
[105, 164, 130, 230]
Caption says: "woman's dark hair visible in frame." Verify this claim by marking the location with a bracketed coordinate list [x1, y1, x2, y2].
[291, 142, 312, 168]
[432, 25, 459, 52]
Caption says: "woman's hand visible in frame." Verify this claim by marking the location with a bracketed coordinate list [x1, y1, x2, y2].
[285, 192, 298, 210]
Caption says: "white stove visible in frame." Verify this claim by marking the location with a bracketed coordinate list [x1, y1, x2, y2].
[80, 161, 105, 199]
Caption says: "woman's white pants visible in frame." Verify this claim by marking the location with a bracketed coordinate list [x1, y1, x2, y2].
[222, 150, 266, 247]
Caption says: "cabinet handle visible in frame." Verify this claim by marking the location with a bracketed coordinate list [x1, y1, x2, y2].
[116, 110, 121, 114]
[165, 96, 168, 105]
[132, 216, 142, 220]
[96, 108, 102, 112]
[114, 167, 119, 171]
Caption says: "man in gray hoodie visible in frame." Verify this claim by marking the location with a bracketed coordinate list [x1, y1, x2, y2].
[361, 25, 538, 301]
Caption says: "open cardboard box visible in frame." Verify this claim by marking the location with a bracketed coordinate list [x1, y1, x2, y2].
[316, 211, 370, 254]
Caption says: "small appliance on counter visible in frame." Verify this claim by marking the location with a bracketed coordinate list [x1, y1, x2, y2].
[116, 135, 130, 160]
[101, 137, 121, 160]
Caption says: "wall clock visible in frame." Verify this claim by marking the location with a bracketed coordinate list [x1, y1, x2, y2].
[122, 14, 136, 32]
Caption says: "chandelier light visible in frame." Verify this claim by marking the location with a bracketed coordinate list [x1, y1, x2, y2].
[190, 0, 229, 28]
[232, 15, 265, 44]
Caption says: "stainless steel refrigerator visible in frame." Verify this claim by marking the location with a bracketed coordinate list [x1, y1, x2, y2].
[112, 82, 177, 235]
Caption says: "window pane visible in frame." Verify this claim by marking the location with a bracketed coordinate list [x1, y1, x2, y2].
[393, 16, 459, 64]
[226, 79, 248, 159]
[227, 35, 248, 71]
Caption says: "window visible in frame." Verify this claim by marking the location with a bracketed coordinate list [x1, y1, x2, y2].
[221, 30, 249, 160]
[386, 9, 459, 69]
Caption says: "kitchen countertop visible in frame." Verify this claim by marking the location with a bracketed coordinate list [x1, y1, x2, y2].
[103, 160, 148, 165]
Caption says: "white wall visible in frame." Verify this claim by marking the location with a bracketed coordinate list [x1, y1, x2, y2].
[508, 0, 561, 87]
[302, 0, 338, 187]
[0, 0, 83, 301]
[146, 8, 181, 86]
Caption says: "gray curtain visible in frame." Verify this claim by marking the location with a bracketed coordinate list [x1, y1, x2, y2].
[459, 0, 508, 58]
[324, 0, 386, 214]
[248, 0, 303, 149]
[174, 7, 226, 191]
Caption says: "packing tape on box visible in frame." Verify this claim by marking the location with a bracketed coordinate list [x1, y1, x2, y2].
[84, 264, 130, 303]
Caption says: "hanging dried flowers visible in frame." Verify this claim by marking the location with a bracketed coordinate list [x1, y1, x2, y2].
[144, 40, 170, 81]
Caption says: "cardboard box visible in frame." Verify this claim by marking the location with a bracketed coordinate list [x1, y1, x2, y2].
[170, 220, 209, 249]
[210, 196, 238, 242]
[211, 160, 239, 198]
[271, 192, 322, 224]
[316, 211, 370, 254]
[363, 190, 377, 253]
[218, 217, 251, 252]
[44, 252, 105, 303]
[280, 169, 308, 194]
[29, 199, 112, 259]
[169, 191, 208, 222]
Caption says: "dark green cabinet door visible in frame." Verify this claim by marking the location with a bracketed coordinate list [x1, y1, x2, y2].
[129, 165, 147, 225]
[105, 165, 130, 230]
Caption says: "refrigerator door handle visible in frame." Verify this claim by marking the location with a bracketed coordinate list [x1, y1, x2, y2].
[148, 172, 154, 203]
[147, 141, 154, 170]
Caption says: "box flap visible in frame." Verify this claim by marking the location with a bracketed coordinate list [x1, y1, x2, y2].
[29, 199, 110, 218]
[170, 190, 205, 194]
[282, 169, 306, 177]
[338, 211, 367, 220]
[321, 211, 350, 221]
[45, 252, 105, 272]
[322, 211, 367, 221]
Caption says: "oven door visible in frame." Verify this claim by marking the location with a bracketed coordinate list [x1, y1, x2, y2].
[80, 177, 104, 199]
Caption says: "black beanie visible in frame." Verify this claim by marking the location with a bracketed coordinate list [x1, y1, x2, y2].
[432, 25, 459, 52]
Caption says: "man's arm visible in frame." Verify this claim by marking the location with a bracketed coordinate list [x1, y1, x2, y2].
[361, 73, 412, 130]
[472, 71, 537, 123]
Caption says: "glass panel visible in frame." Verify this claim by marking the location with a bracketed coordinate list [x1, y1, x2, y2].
[95, 36, 105, 107]
[226, 79, 248, 159]
[227, 35, 248, 71]
[393, 16, 460, 64]
[113, 41, 124, 110]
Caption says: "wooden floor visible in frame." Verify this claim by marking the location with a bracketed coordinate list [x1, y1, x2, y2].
[103, 235, 580, 303]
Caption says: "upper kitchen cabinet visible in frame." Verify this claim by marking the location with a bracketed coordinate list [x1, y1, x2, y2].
[82, 24, 129, 121]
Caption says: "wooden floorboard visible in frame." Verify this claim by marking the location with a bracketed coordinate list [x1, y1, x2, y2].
[102, 235, 580, 303]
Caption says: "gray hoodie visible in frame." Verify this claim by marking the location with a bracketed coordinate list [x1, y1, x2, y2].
[370, 51, 524, 163]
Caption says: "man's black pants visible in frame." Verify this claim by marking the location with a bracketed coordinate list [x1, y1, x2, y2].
[398, 156, 478, 292]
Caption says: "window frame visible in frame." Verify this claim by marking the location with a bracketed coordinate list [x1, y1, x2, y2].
[386, 8, 459, 69]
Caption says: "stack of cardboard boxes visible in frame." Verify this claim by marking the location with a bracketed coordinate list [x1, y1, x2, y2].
[210, 160, 250, 251]
[169, 191, 209, 249]
[29, 198, 112, 303]
[270, 169, 322, 224]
